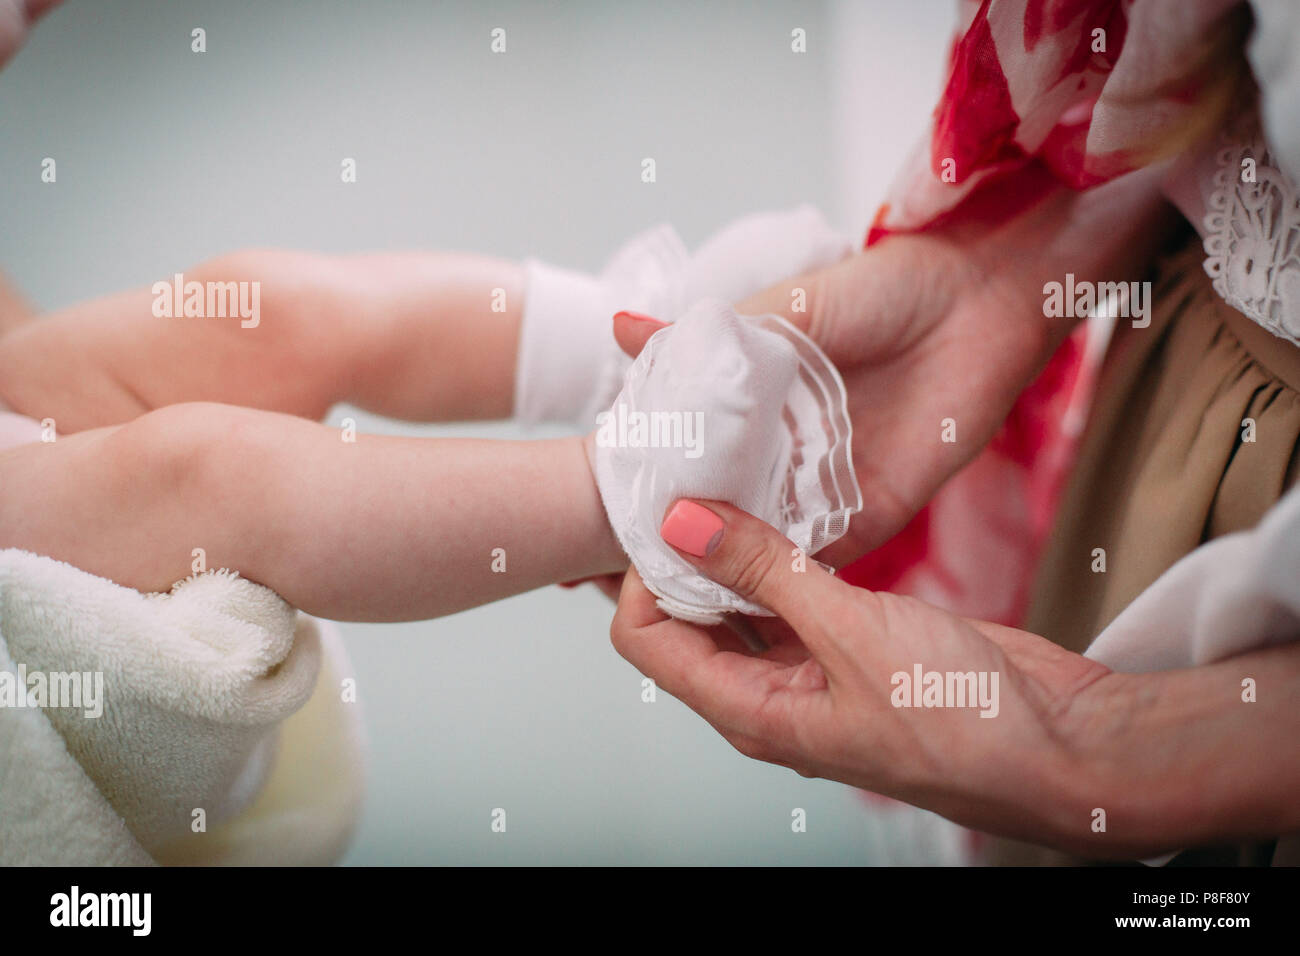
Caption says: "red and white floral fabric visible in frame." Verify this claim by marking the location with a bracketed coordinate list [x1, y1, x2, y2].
[839, 0, 1253, 624]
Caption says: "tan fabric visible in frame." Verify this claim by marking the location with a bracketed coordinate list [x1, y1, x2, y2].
[987, 231, 1300, 866]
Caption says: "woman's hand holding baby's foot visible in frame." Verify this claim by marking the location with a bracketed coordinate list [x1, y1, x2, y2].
[614, 174, 1183, 567]
[614, 230, 1050, 568]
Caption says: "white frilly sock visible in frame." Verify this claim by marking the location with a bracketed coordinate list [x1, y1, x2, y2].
[592, 298, 861, 624]
[513, 205, 859, 623]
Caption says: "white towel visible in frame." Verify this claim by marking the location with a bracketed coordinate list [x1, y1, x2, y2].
[0, 549, 364, 865]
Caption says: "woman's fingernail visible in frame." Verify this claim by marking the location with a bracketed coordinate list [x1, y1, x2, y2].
[613, 310, 664, 326]
[660, 500, 724, 557]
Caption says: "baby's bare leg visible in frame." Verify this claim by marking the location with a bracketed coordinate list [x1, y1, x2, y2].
[0, 272, 33, 336]
[0, 250, 523, 433]
[0, 403, 623, 621]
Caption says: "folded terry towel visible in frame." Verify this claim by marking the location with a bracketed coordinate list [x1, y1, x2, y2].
[0, 549, 364, 865]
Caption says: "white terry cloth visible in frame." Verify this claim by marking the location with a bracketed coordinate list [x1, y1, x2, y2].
[1083, 484, 1300, 867]
[593, 298, 861, 624]
[0, 549, 364, 866]
[515, 204, 853, 429]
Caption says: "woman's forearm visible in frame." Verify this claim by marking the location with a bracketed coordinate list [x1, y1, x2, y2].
[0, 250, 524, 432]
[1050, 641, 1300, 857]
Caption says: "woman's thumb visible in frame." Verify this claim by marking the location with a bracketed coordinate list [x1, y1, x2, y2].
[613, 310, 669, 358]
[659, 499, 841, 633]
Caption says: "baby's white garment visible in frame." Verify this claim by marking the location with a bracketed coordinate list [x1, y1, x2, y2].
[592, 299, 861, 623]
[0, 549, 364, 865]
[514, 204, 853, 429]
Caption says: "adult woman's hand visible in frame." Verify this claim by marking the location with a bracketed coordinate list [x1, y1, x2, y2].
[610, 498, 1300, 857]
[614, 170, 1182, 566]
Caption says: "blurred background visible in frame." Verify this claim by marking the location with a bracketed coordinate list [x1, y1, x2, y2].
[0, 0, 962, 864]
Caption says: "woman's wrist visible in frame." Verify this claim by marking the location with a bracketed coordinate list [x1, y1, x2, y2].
[1054, 645, 1300, 856]
[1047, 661, 1268, 859]
[1036, 668, 1160, 857]
[942, 165, 1182, 349]
[907, 657, 1121, 857]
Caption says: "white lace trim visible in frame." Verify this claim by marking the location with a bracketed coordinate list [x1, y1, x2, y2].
[1203, 131, 1300, 346]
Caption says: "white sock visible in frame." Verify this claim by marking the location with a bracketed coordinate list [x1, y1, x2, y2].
[592, 298, 861, 623]
[513, 204, 853, 429]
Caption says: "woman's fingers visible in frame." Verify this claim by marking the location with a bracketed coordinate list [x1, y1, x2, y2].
[612, 310, 668, 358]
[658, 499, 863, 677]
[610, 567, 835, 768]
[558, 571, 625, 603]
[610, 568, 782, 711]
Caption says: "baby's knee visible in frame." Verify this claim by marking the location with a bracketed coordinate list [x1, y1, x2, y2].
[112, 402, 285, 504]
[192, 248, 346, 339]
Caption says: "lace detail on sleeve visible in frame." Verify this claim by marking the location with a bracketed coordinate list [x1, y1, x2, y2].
[1203, 131, 1300, 346]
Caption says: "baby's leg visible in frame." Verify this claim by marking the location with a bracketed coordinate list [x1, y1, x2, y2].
[0, 250, 523, 433]
[0, 271, 33, 336]
[0, 402, 623, 621]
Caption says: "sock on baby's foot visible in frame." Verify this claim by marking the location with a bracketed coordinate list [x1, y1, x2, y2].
[591, 298, 861, 623]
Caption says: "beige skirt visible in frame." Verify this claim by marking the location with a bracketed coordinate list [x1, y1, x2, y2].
[990, 231, 1300, 866]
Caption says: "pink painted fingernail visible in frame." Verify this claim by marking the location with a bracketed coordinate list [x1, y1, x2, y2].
[660, 500, 724, 557]
[613, 310, 668, 331]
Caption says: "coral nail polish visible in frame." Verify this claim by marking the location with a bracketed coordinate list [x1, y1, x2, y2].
[613, 310, 665, 326]
[660, 500, 725, 557]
